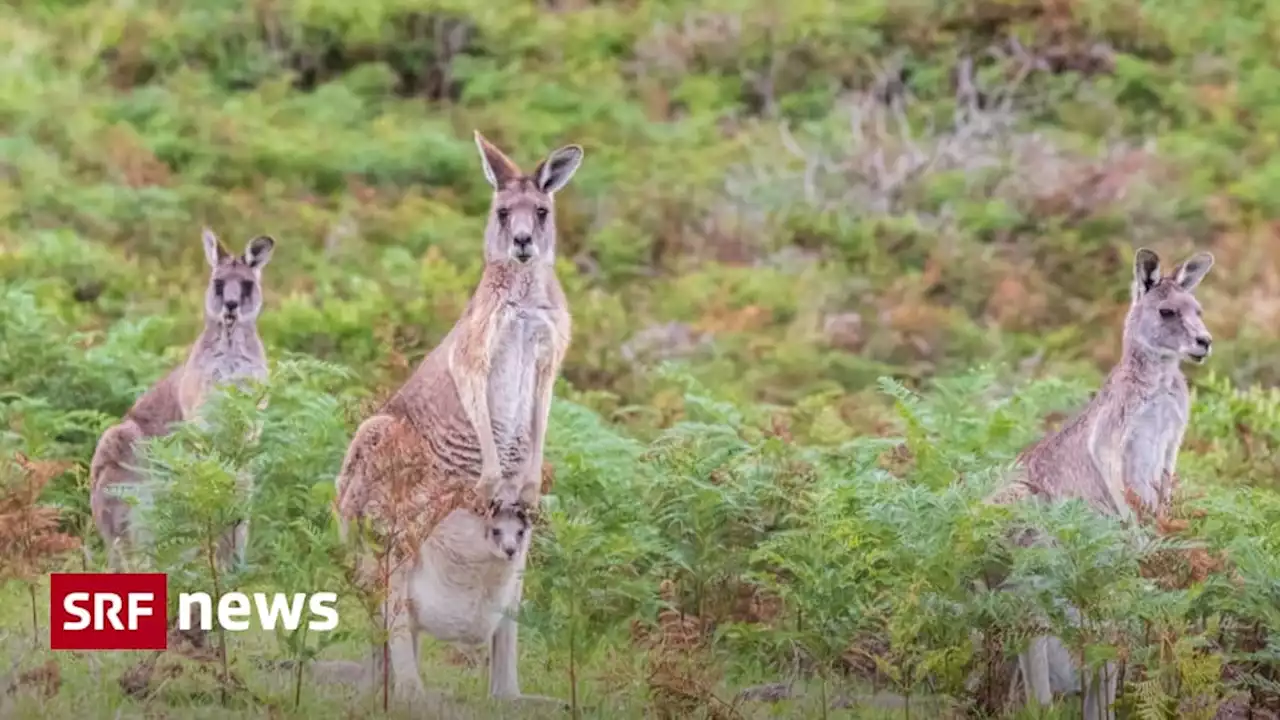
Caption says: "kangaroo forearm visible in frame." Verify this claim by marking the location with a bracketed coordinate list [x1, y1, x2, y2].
[1098, 458, 1129, 517]
[177, 375, 199, 421]
[449, 335, 501, 472]
[522, 373, 556, 497]
[1122, 446, 1164, 513]
[455, 372, 500, 470]
[490, 348, 562, 508]
[1088, 425, 1130, 519]
[530, 349, 565, 471]
[1164, 426, 1184, 477]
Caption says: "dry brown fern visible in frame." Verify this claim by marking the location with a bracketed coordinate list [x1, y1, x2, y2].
[1132, 477, 1230, 590]
[631, 579, 736, 720]
[0, 452, 80, 581]
[4, 659, 61, 700]
[336, 416, 488, 583]
[984, 479, 1035, 507]
[539, 459, 555, 496]
[0, 452, 82, 645]
[729, 580, 783, 626]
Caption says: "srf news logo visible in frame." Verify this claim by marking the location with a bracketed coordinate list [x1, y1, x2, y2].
[49, 573, 339, 651]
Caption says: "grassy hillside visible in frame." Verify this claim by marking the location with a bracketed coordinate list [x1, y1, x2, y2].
[1, 0, 1279, 717]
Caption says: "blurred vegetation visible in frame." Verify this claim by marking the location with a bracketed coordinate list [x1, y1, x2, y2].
[1, 0, 1279, 717]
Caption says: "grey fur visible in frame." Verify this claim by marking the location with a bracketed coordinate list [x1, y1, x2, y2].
[988, 247, 1214, 719]
[331, 132, 580, 708]
[90, 228, 275, 573]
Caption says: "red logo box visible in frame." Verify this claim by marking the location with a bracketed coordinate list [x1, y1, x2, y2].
[49, 573, 168, 650]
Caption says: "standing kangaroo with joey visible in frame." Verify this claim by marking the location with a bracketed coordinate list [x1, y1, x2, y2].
[330, 131, 581, 706]
[985, 247, 1214, 719]
[90, 228, 276, 574]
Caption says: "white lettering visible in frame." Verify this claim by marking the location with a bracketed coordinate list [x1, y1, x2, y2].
[308, 593, 339, 631]
[178, 592, 212, 630]
[63, 592, 92, 631]
[253, 593, 306, 631]
[127, 593, 154, 630]
[171, 592, 341, 632]
[96, 593, 124, 630]
[218, 592, 251, 631]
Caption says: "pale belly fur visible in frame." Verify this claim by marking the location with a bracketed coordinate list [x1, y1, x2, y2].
[210, 361, 266, 392]
[1126, 393, 1185, 507]
[191, 357, 265, 414]
[487, 310, 555, 459]
[406, 509, 526, 647]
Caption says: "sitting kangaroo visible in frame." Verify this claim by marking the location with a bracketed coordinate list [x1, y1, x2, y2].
[987, 247, 1214, 718]
[331, 131, 581, 706]
[90, 228, 276, 573]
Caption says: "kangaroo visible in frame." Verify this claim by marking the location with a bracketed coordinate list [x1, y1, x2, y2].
[331, 131, 581, 705]
[987, 247, 1214, 719]
[90, 228, 276, 574]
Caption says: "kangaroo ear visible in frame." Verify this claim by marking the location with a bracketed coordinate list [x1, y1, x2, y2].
[474, 130, 521, 190]
[202, 228, 231, 268]
[243, 235, 275, 270]
[533, 144, 584, 195]
[1132, 247, 1161, 299]
[1172, 252, 1213, 292]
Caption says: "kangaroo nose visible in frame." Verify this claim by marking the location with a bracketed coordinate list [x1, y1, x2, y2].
[504, 547, 516, 559]
[224, 300, 239, 312]
[1195, 335, 1212, 350]
[513, 234, 532, 248]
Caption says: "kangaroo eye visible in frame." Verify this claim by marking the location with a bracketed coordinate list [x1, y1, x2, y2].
[536, 207, 549, 221]
[1159, 308, 1177, 319]
[496, 208, 510, 223]
[213, 279, 225, 295]
[241, 280, 254, 297]
[516, 529, 526, 539]
[491, 528, 501, 538]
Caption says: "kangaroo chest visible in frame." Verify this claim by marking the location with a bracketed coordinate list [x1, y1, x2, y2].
[182, 337, 267, 423]
[211, 342, 267, 380]
[487, 304, 559, 449]
[407, 510, 525, 646]
[1123, 382, 1188, 506]
[195, 336, 267, 388]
